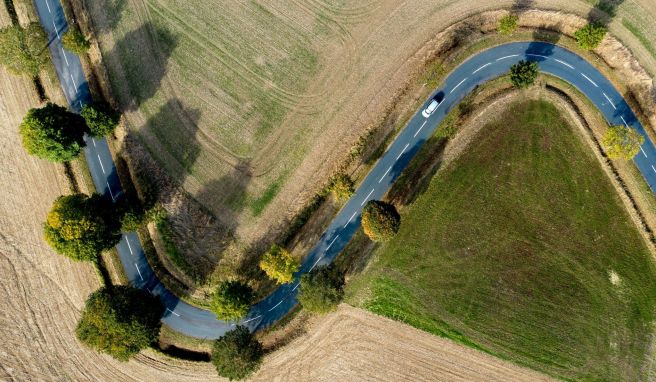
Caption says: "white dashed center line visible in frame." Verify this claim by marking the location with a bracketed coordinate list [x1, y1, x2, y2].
[134, 263, 143, 281]
[106, 181, 115, 201]
[472, 62, 492, 74]
[166, 308, 180, 317]
[91, 137, 96, 147]
[242, 315, 262, 324]
[651, 165, 656, 174]
[496, 54, 519, 61]
[581, 73, 598, 87]
[326, 235, 339, 251]
[640, 146, 648, 158]
[397, 143, 409, 160]
[526, 53, 548, 59]
[414, 120, 428, 138]
[70, 74, 78, 91]
[97, 154, 105, 174]
[554, 59, 574, 69]
[268, 300, 284, 312]
[61, 48, 69, 66]
[379, 165, 393, 183]
[602, 92, 616, 109]
[309, 256, 323, 272]
[292, 283, 300, 291]
[344, 212, 357, 228]
[45, 0, 51, 13]
[52, 20, 60, 39]
[450, 78, 467, 94]
[126, 237, 134, 255]
[620, 116, 629, 127]
[361, 188, 375, 206]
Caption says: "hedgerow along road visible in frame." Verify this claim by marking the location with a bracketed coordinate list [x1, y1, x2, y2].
[35, 0, 656, 339]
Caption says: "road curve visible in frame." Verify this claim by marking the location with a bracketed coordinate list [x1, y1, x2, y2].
[35, 0, 656, 339]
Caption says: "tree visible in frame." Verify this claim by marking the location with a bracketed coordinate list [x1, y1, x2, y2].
[19, 102, 89, 162]
[327, 173, 354, 201]
[509, 60, 539, 89]
[211, 281, 254, 321]
[361, 200, 401, 242]
[602, 124, 644, 159]
[298, 265, 344, 314]
[259, 245, 299, 284]
[211, 326, 263, 380]
[62, 27, 90, 55]
[574, 22, 607, 50]
[0, 23, 48, 76]
[76, 286, 164, 361]
[43, 193, 121, 261]
[498, 14, 519, 35]
[81, 101, 120, 137]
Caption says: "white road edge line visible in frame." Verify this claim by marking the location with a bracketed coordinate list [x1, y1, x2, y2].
[414, 120, 428, 138]
[268, 300, 284, 312]
[397, 143, 409, 160]
[378, 165, 393, 183]
[621, 116, 629, 127]
[97, 154, 105, 174]
[602, 92, 616, 109]
[326, 235, 339, 251]
[554, 59, 574, 69]
[581, 73, 598, 87]
[360, 188, 375, 206]
[472, 62, 492, 74]
[134, 263, 143, 281]
[496, 54, 519, 61]
[242, 315, 262, 324]
[61, 48, 69, 66]
[126, 237, 134, 255]
[450, 78, 467, 94]
[166, 308, 180, 317]
[641, 146, 648, 158]
[344, 212, 357, 228]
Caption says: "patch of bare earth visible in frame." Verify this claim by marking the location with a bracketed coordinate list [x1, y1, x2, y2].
[253, 305, 555, 382]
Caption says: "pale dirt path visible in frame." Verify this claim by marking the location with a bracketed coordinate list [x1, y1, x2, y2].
[253, 305, 556, 382]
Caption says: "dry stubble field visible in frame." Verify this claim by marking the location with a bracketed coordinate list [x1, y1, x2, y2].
[4, 0, 656, 381]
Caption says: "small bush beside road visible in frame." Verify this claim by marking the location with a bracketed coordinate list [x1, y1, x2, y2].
[211, 281, 254, 321]
[361, 200, 401, 242]
[259, 245, 299, 284]
[298, 265, 344, 314]
[574, 23, 607, 50]
[509, 60, 538, 88]
[211, 326, 263, 380]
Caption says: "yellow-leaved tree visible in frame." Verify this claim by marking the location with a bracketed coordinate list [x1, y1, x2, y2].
[259, 245, 299, 284]
[602, 125, 644, 160]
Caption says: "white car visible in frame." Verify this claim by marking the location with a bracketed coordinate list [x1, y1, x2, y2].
[422, 99, 440, 118]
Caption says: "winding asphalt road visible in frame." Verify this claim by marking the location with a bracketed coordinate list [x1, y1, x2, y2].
[35, 0, 656, 339]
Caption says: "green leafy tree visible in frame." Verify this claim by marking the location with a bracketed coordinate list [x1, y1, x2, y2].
[498, 14, 519, 35]
[602, 124, 644, 159]
[212, 326, 263, 380]
[0, 23, 48, 76]
[43, 193, 121, 261]
[574, 22, 607, 50]
[259, 245, 299, 284]
[61, 27, 90, 55]
[76, 286, 164, 361]
[361, 200, 401, 242]
[327, 173, 355, 201]
[298, 265, 344, 314]
[509, 60, 539, 89]
[19, 102, 89, 162]
[81, 101, 120, 137]
[211, 281, 254, 321]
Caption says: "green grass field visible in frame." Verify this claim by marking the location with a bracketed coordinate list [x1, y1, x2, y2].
[346, 99, 656, 381]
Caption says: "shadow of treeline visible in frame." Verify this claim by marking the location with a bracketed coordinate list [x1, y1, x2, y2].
[105, 21, 178, 111]
[587, 0, 625, 24]
[87, 0, 127, 33]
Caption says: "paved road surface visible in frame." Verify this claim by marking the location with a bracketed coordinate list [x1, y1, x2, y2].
[35, 0, 656, 339]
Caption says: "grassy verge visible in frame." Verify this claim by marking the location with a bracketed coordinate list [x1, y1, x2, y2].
[346, 99, 656, 381]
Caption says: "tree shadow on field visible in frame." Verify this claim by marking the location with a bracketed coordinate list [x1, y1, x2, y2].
[532, 28, 562, 45]
[88, 0, 127, 33]
[587, 0, 625, 24]
[511, 0, 534, 14]
[105, 21, 178, 111]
